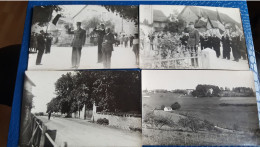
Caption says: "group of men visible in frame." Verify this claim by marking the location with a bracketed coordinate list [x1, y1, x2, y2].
[179, 22, 247, 63]
[31, 30, 52, 65]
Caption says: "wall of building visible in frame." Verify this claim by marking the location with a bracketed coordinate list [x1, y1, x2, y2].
[92, 112, 141, 130]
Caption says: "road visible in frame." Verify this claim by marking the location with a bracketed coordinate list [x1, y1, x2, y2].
[37, 116, 141, 147]
[28, 45, 138, 70]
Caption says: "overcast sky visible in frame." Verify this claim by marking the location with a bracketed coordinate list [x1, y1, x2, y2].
[142, 70, 255, 91]
[26, 71, 72, 113]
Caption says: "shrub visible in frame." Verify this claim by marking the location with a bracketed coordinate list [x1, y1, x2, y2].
[161, 105, 165, 110]
[171, 102, 181, 110]
[177, 115, 200, 132]
[202, 120, 215, 131]
[97, 118, 109, 125]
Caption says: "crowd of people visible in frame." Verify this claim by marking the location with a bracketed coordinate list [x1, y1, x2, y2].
[145, 22, 247, 68]
[30, 31, 53, 65]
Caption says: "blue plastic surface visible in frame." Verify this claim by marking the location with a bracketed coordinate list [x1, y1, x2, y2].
[7, 1, 259, 147]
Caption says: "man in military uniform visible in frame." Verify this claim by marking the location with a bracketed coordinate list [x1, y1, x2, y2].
[231, 31, 239, 62]
[93, 24, 106, 63]
[212, 32, 221, 58]
[36, 30, 46, 65]
[222, 30, 231, 60]
[68, 22, 86, 68]
[187, 22, 200, 67]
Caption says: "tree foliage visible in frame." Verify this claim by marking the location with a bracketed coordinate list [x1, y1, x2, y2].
[82, 17, 115, 31]
[47, 71, 141, 117]
[192, 84, 220, 97]
[164, 18, 186, 34]
[102, 5, 138, 25]
[32, 6, 62, 26]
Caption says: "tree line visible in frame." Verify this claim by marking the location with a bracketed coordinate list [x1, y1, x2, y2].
[47, 71, 141, 118]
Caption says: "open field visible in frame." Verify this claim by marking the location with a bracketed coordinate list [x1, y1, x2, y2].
[142, 92, 260, 145]
[143, 92, 259, 131]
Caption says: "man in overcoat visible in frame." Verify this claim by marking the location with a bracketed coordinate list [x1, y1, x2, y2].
[93, 24, 106, 63]
[222, 31, 231, 60]
[68, 22, 86, 68]
[102, 28, 115, 68]
[187, 22, 200, 67]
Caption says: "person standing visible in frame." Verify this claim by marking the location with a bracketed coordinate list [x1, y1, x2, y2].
[68, 22, 86, 68]
[102, 28, 115, 68]
[36, 30, 46, 65]
[222, 31, 231, 60]
[231, 31, 239, 62]
[130, 35, 134, 47]
[187, 22, 200, 67]
[212, 33, 221, 58]
[132, 33, 139, 65]
[124, 35, 129, 48]
[93, 24, 106, 63]
[48, 111, 52, 120]
[45, 33, 52, 54]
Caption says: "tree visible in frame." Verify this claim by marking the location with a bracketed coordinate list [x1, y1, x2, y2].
[46, 98, 59, 113]
[171, 102, 181, 110]
[32, 6, 62, 26]
[192, 84, 220, 97]
[102, 5, 138, 25]
[164, 18, 186, 34]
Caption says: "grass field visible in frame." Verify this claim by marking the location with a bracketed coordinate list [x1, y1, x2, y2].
[142, 92, 260, 145]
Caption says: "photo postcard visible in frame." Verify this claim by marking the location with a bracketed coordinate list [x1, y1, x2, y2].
[140, 5, 249, 70]
[19, 70, 141, 147]
[28, 5, 139, 70]
[142, 70, 259, 145]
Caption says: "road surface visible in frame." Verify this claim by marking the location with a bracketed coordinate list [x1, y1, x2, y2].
[28, 45, 138, 70]
[37, 116, 141, 147]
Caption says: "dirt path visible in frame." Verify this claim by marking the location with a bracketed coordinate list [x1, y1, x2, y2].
[37, 116, 141, 147]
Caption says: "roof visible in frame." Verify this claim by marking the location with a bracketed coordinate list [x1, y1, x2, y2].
[178, 6, 241, 28]
[153, 9, 168, 22]
[164, 107, 172, 109]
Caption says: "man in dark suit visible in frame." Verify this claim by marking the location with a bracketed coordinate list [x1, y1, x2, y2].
[93, 24, 106, 63]
[222, 31, 231, 60]
[102, 28, 114, 68]
[36, 30, 46, 65]
[212, 33, 221, 58]
[68, 22, 86, 68]
[187, 22, 200, 67]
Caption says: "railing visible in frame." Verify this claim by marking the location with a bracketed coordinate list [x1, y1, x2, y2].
[29, 114, 58, 147]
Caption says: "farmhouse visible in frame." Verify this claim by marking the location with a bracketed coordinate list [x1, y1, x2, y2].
[153, 9, 168, 32]
[177, 6, 240, 32]
[164, 106, 172, 112]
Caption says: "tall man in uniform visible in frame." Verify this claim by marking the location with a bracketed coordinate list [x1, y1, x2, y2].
[187, 22, 200, 67]
[36, 30, 46, 65]
[93, 24, 106, 63]
[68, 22, 86, 68]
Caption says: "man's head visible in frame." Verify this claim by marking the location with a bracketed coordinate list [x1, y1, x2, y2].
[76, 22, 81, 29]
[40, 30, 44, 35]
[189, 22, 195, 29]
[100, 23, 105, 29]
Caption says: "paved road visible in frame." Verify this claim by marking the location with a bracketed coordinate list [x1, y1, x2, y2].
[37, 116, 141, 147]
[28, 45, 137, 70]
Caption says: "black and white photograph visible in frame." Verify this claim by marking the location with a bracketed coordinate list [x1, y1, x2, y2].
[28, 5, 138, 70]
[140, 5, 249, 69]
[142, 70, 259, 145]
[19, 70, 141, 147]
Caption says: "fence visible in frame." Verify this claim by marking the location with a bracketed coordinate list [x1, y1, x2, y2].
[27, 114, 58, 147]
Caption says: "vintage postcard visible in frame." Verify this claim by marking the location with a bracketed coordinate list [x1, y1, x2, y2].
[20, 70, 141, 147]
[140, 5, 249, 70]
[142, 70, 259, 145]
[28, 5, 139, 70]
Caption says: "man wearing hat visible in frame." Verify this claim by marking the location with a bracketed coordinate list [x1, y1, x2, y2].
[36, 30, 46, 65]
[68, 22, 86, 68]
[187, 22, 200, 67]
[94, 23, 106, 63]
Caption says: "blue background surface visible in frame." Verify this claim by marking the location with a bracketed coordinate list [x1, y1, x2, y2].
[7, 1, 259, 146]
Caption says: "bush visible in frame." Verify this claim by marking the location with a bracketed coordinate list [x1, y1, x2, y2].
[177, 115, 200, 133]
[97, 118, 109, 125]
[171, 102, 181, 110]
[161, 105, 165, 110]
[202, 120, 215, 131]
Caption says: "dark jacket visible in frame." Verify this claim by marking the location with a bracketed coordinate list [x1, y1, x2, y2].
[102, 32, 115, 52]
[68, 28, 86, 48]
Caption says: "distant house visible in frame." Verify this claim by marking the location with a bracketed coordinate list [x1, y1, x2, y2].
[153, 9, 168, 32]
[177, 6, 241, 32]
[164, 106, 172, 112]
[186, 89, 194, 95]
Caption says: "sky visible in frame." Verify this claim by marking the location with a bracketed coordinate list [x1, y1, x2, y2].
[142, 70, 255, 91]
[151, 5, 241, 23]
[25, 71, 73, 113]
